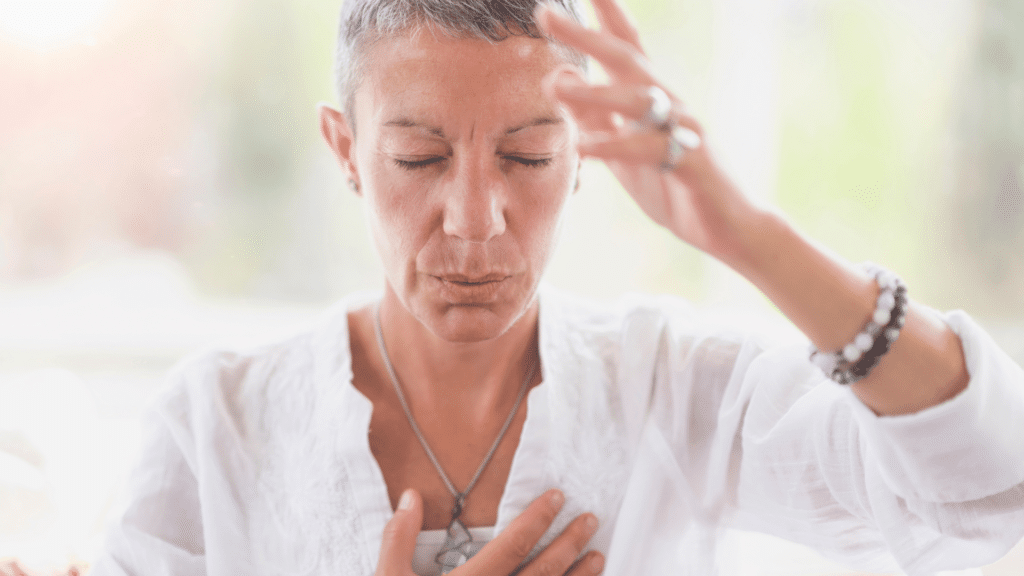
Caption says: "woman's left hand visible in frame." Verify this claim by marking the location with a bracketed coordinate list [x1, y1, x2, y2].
[539, 0, 971, 417]
[536, 0, 759, 263]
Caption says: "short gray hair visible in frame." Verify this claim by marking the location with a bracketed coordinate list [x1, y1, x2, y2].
[334, 0, 588, 132]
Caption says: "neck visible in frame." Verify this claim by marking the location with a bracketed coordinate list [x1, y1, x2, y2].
[376, 287, 540, 420]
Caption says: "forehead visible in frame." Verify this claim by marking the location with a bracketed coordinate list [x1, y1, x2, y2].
[355, 27, 569, 136]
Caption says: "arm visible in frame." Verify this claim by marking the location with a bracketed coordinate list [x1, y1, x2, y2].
[538, 0, 1024, 571]
[721, 204, 968, 416]
[624, 305, 1024, 574]
[536, 1, 966, 417]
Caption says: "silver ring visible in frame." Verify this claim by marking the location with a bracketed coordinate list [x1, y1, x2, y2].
[641, 86, 672, 130]
[659, 125, 702, 171]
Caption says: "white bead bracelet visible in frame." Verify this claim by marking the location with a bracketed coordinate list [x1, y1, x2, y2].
[809, 262, 908, 385]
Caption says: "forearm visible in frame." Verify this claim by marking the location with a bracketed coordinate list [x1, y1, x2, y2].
[719, 207, 969, 416]
[538, 0, 971, 417]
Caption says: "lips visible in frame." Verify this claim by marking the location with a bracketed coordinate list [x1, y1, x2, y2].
[436, 272, 510, 284]
[430, 272, 513, 304]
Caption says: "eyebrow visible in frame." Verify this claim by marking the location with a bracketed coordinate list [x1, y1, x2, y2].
[382, 116, 564, 138]
[505, 116, 564, 134]
[383, 118, 445, 138]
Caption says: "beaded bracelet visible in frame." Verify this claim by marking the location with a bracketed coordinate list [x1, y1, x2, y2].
[809, 263, 908, 385]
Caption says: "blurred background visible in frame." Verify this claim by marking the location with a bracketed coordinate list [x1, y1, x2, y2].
[1, 0, 1022, 573]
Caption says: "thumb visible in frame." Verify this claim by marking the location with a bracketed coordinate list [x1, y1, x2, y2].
[377, 489, 423, 575]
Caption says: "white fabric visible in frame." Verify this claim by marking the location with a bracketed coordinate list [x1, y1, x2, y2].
[89, 287, 1024, 576]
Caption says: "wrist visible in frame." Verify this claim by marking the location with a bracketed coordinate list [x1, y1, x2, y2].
[709, 202, 787, 280]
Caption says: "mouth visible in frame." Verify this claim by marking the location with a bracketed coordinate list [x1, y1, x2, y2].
[430, 272, 513, 304]
[435, 273, 510, 285]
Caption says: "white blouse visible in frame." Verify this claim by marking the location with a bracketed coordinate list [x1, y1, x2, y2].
[89, 287, 1024, 576]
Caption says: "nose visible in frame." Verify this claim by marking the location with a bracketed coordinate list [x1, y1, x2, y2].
[441, 156, 507, 243]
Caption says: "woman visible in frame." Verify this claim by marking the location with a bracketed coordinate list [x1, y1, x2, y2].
[39, 0, 1024, 575]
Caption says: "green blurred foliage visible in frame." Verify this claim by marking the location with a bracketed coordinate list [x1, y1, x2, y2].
[185, 0, 344, 296]
[178, 0, 1023, 319]
[941, 0, 1024, 317]
[777, 1, 915, 265]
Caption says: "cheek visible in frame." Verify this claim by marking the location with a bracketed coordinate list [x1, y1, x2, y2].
[363, 164, 436, 266]
[514, 160, 576, 229]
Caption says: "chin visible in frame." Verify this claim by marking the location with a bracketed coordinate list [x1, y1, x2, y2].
[429, 305, 519, 343]
[412, 281, 537, 343]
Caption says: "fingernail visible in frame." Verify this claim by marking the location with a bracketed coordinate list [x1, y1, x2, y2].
[533, 2, 552, 23]
[534, 2, 568, 25]
[549, 489, 564, 508]
[556, 67, 581, 80]
[589, 553, 605, 573]
[585, 514, 599, 532]
[398, 489, 414, 510]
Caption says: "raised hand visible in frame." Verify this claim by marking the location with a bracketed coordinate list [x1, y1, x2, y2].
[375, 488, 604, 576]
[537, 0, 757, 262]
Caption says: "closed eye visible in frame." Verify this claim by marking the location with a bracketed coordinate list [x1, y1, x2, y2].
[506, 156, 552, 168]
[394, 157, 445, 170]
[393, 156, 552, 170]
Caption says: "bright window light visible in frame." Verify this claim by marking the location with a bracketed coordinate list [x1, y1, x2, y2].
[0, 0, 112, 51]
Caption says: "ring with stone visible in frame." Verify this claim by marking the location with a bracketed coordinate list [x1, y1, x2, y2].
[641, 85, 673, 131]
[659, 125, 702, 171]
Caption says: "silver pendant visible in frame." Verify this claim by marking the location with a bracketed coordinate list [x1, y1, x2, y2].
[436, 517, 473, 574]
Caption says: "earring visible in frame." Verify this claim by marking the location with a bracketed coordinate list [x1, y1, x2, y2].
[348, 178, 360, 193]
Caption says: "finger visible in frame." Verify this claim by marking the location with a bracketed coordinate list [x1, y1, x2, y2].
[463, 489, 565, 575]
[0, 560, 30, 576]
[517, 513, 600, 576]
[590, 0, 644, 53]
[535, 4, 654, 85]
[552, 80, 684, 127]
[579, 123, 703, 168]
[565, 550, 605, 576]
[377, 489, 423, 575]
[544, 67, 618, 133]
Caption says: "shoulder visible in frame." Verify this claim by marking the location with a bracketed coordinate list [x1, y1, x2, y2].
[540, 285, 775, 366]
[539, 287, 816, 418]
[149, 292, 374, 443]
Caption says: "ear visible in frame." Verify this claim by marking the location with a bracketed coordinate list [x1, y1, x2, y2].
[318, 102, 360, 195]
[573, 159, 582, 194]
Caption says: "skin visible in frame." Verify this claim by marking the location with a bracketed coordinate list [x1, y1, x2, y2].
[533, 1, 968, 416]
[379, 489, 604, 576]
[320, 1, 971, 575]
[0, 561, 81, 576]
[5, 1, 973, 575]
[320, 21, 603, 576]
[343, 24, 581, 340]
[322, 23, 580, 524]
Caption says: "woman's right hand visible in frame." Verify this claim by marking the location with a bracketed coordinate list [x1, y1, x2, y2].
[0, 560, 81, 576]
[376, 488, 605, 576]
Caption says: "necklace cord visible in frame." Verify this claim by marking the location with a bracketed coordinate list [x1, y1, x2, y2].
[373, 304, 537, 522]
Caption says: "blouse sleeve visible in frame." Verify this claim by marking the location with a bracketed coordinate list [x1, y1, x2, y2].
[88, 365, 208, 576]
[654, 306, 1024, 575]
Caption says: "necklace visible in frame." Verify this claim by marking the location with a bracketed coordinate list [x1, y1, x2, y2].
[373, 305, 537, 574]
